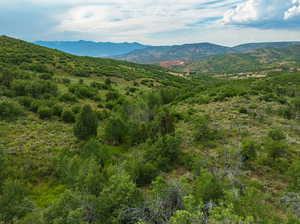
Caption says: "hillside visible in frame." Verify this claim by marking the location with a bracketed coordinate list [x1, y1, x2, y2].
[116, 41, 300, 65]
[233, 41, 300, 53]
[0, 36, 300, 224]
[35, 40, 149, 57]
[179, 45, 300, 75]
[116, 43, 235, 63]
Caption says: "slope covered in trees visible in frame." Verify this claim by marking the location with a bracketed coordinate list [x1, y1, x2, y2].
[178, 45, 300, 75]
[0, 36, 300, 224]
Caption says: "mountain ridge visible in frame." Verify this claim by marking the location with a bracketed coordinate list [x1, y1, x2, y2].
[35, 40, 150, 57]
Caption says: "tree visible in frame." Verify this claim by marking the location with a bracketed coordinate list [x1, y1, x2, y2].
[241, 139, 259, 163]
[104, 117, 127, 145]
[0, 179, 33, 223]
[74, 105, 98, 141]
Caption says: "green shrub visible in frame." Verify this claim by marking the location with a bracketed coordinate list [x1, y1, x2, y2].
[106, 91, 119, 101]
[239, 107, 248, 114]
[194, 116, 220, 144]
[241, 139, 259, 163]
[145, 135, 181, 171]
[104, 117, 127, 145]
[61, 109, 75, 123]
[193, 170, 224, 203]
[37, 106, 52, 119]
[74, 105, 98, 141]
[264, 139, 288, 161]
[71, 105, 81, 114]
[268, 129, 286, 141]
[52, 104, 63, 117]
[59, 93, 78, 102]
[0, 101, 24, 120]
[17, 96, 33, 108]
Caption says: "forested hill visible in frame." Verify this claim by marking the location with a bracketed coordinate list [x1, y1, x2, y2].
[0, 35, 185, 84]
[116, 43, 236, 63]
[35, 40, 149, 57]
[116, 41, 300, 64]
[178, 45, 300, 75]
[0, 35, 300, 224]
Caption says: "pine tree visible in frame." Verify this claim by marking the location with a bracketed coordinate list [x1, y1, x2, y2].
[73, 104, 98, 141]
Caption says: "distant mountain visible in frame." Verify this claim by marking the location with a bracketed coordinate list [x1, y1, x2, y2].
[35, 40, 300, 65]
[35, 40, 150, 57]
[116, 41, 300, 64]
[178, 45, 300, 75]
[233, 41, 300, 53]
[116, 43, 236, 63]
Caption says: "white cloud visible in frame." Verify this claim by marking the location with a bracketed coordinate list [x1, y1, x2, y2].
[222, 0, 300, 27]
[284, 0, 300, 20]
[53, 0, 234, 42]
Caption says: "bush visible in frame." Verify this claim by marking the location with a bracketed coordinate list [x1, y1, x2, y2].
[59, 93, 78, 103]
[106, 91, 119, 101]
[73, 105, 98, 141]
[37, 106, 52, 119]
[12, 79, 58, 98]
[69, 84, 97, 99]
[241, 139, 259, 163]
[61, 109, 75, 123]
[17, 96, 33, 108]
[71, 105, 81, 114]
[52, 104, 63, 117]
[264, 139, 288, 161]
[0, 101, 24, 120]
[145, 135, 181, 171]
[194, 116, 220, 144]
[104, 117, 127, 145]
[268, 129, 286, 141]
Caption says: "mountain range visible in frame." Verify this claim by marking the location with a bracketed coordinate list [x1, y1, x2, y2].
[36, 40, 300, 65]
[35, 40, 149, 57]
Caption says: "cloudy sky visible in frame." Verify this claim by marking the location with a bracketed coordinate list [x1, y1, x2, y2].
[1, 0, 300, 45]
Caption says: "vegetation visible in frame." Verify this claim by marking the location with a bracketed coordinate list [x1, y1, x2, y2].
[0, 36, 300, 224]
[178, 45, 300, 75]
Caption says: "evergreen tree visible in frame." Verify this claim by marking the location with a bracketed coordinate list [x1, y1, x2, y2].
[73, 105, 98, 141]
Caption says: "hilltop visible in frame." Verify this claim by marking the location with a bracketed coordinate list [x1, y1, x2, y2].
[0, 36, 300, 224]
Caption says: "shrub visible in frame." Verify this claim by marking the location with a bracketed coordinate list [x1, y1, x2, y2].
[239, 107, 248, 114]
[0, 101, 24, 120]
[106, 91, 119, 101]
[52, 104, 63, 117]
[71, 105, 81, 114]
[145, 135, 181, 171]
[37, 106, 52, 119]
[156, 108, 175, 136]
[17, 96, 33, 108]
[193, 170, 224, 203]
[268, 129, 286, 141]
[264, 139, 288, 161]
[193, 116, 220, 144]
[104, 117, 127, 145]
[73, 105, 98, 140]
[59, 93, 78, 103]
[241, 139, 259, 164]
[61, 109, 75, 123]
[69, 84, 97, 99]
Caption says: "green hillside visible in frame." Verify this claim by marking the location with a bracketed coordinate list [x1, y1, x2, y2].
[179, 45, 300, 75]
[117, 43, 235, 63]
[0, 36, 300, 224]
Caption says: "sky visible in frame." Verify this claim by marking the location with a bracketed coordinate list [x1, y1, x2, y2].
[1, 0, 300, 46]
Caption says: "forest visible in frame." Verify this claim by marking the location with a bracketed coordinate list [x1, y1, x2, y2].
[0, 36, 300, 224]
